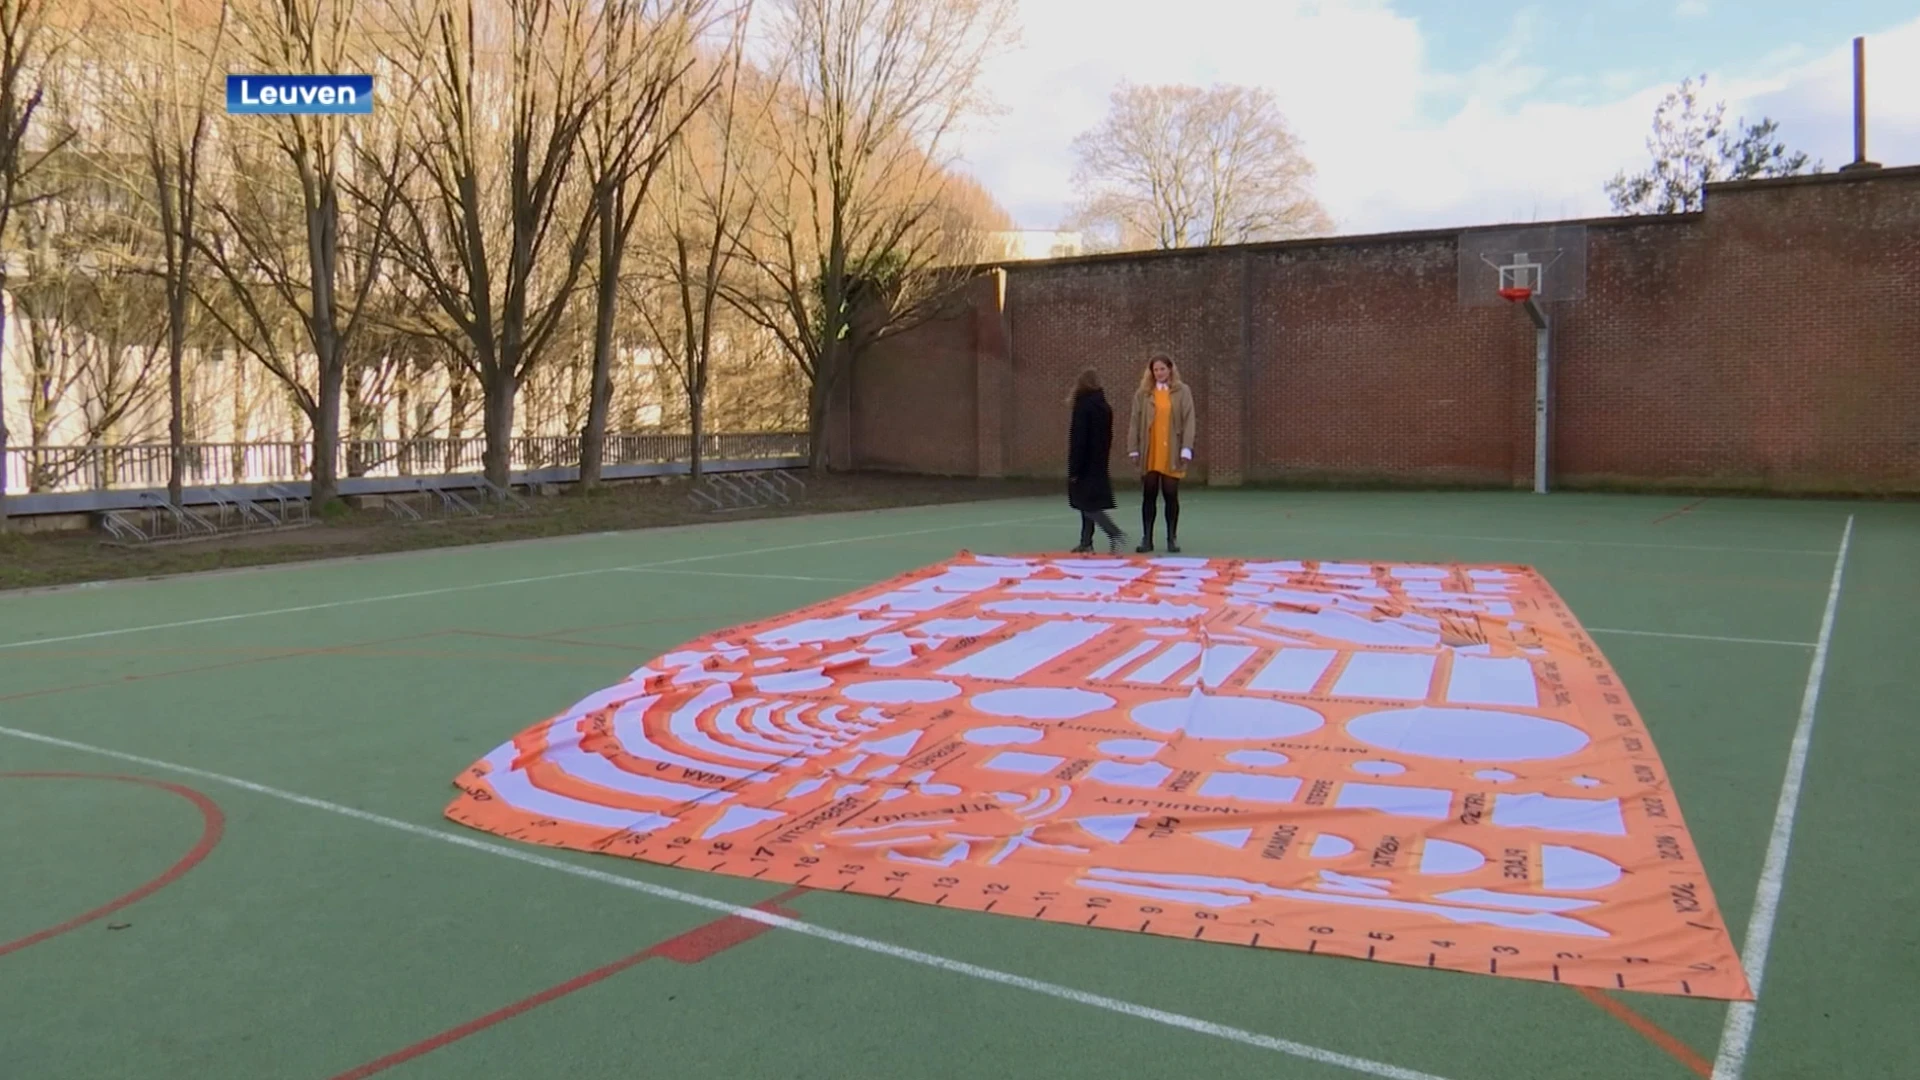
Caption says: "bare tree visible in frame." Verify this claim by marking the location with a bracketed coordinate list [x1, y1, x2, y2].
[1605, 75, 1820, 216]
[725, 0, 1016, 470]
[191, 0, 406, 505]
[633, 29, 759, 479]
[106, 0, 229, 505]
[577, 0, 733, 489]
[1067, 82, 1330, 252]
[15, 117, 171, 456]
[705, 319, 805, 430]
[0, 0, 71, 521]
[377, 0, 634, 489]
[12, 177, 147, 482]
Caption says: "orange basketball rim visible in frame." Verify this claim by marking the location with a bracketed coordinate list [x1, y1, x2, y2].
[447, 553, 1753, 1000]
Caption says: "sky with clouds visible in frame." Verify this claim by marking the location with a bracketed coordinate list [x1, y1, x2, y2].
[949, 0, 1920, 235]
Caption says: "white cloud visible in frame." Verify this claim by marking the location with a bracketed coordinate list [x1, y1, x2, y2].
[951, 2, 1920, 235]
[1675, 0, 1710, 19]
[1735, 23, 1920, 171]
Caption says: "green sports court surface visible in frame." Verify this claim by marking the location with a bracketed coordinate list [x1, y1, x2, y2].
[2, 490, 1914, 1080]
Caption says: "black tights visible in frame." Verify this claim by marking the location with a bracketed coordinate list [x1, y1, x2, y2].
[1142, 473, 1181, 540]
[1078, 510, 1121, 546]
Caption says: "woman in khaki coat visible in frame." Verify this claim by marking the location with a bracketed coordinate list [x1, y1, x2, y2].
[1125, 354, 1197, 553]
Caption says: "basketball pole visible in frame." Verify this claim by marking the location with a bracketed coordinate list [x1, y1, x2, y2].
[1520, 295, 1550, 494]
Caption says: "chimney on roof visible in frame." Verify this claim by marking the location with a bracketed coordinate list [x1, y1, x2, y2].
[1839, 36, 1883, 172]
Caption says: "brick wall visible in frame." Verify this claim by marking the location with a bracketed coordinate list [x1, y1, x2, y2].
[835, 167, 1920, 494]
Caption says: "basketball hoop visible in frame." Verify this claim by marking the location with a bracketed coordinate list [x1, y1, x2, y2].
[1498, 286, 1533, 303]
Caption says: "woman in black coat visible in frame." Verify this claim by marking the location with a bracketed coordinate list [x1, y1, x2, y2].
[1067, 368, 1127, 554]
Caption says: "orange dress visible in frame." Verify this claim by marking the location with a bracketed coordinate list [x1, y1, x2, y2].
[1145, 388, 1174, 475]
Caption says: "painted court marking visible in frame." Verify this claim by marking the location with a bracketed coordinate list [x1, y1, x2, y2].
[1585, 628, 1814, 649]
[327, 887, 809, 1080]
[0, 724, 1455, 1080]
[623, 567, 873, 585]
[1710, 515, 1854, 1080]
[1576, 987, 1712, 1077]
[635, 567, 1812, 648]
[0, 515, 1053, 652]
[1325, 530, 1829, 556]
[1006, 519, 1834, 556]
[0, 772, 226, 958]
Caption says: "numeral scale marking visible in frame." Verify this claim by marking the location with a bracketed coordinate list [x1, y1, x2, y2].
[604, 827, 1711, 996]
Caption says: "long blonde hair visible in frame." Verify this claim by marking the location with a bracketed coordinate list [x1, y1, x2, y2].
[1136, 354, 1183, 396]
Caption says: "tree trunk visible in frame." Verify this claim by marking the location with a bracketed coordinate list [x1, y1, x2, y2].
[395, 377, 414, 477]
[445, 375, 469, 474]
[580, 184, 620, 490]
[25, 330, 53, 492]
[689, 390, 705, 479]
[228, 348, 249, 482]
[311, 357, 343, 505]
[0, 276, 10, 525]
[24, 327, 51, 494]
[307, 183, 344, 503]
[812, 235, 849, 473]
[806, 343, 841, 472]
[344, 361, 369, 478]
[481, 371, 516, 487]
[167, 298, 187, 507]
[806, 380, 831, 470]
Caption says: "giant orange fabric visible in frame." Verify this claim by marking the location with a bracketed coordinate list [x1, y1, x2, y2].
[447, 554, 1752, 999]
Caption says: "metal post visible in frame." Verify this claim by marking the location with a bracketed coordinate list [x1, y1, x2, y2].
[1521, 296, 1550, 494]
[1841, 36, 1882, 172]
[1534, 323, 1550, 494]
[1854, 36, 1867, 164]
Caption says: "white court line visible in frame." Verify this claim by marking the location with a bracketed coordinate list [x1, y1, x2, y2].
[623, 567, 872, 585]
[0, 515, 1052, 652]
[1355, 530, 1830, 556]
[0, 724, 1454, 1080]
[1003, 519, 1831, 556]
[629, 568, 1817, 648]
[1586, 628, 1815, 648]
[1711, 514, 1854, 1080]
[635, 570, 1806, 649]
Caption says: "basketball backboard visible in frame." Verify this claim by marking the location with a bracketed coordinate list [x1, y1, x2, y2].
[1458, 224, 1588, 307]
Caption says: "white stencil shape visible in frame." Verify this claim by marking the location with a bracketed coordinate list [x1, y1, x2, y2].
[1418, 839, 1487, 875]
[860, 730, 924, 757]
[1076, 813, 1143, 844]
[1194, 827, 1254, 849]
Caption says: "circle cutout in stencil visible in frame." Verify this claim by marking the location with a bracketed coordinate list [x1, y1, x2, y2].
[843, 679, 962, 704]
[1130, 693, 1324, 740]
[1098, 739, 1166, 759]
[972, 687, 1114, 720]
[963, 726, 1044, 746]
[1346, 706, 1588, 762]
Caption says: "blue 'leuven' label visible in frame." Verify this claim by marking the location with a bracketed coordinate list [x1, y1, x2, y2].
[227, 74, 373, 115]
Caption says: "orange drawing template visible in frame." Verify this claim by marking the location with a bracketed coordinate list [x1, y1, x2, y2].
[447, 554, 1752, 999]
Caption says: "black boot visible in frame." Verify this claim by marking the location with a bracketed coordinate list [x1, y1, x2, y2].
[1136, 534, 1154, 553]
[1167, 535, 1181, 554]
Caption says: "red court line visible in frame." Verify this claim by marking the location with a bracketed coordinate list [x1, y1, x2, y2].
[326, 887, 808, 1080]
[0, 772, 226, 958]
[1575, 987, 1713, 1077]
[1650, 497, 1711, 525]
